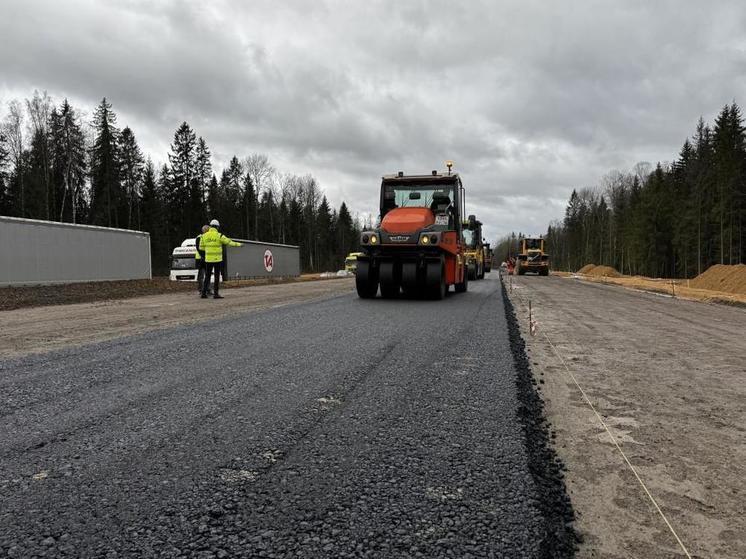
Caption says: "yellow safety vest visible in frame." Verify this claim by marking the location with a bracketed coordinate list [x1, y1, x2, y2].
[195, 235, 202, 260]
[200, 227, 241, 263]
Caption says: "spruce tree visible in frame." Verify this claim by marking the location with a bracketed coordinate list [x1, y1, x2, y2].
[119, 126, 144, 229]
[51, 100, 87, 223]
[89, 98, 122, 227]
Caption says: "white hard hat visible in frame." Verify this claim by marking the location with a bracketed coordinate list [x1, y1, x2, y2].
[210, 219, 220, 227]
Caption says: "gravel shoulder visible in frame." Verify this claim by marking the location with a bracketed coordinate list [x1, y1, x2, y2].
[507, 274, 746, 558]
[1, 278, 355, 358]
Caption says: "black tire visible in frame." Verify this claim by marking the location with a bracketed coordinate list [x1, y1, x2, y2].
[468, 263, 476, 281]
[540, 267, 549, 276]
[426, 259, 446, 300]
[455, 264, 468, 293]
[380, 282, 400, 298]
[478, 263, 485, 280]
[355, 260, 378, 299]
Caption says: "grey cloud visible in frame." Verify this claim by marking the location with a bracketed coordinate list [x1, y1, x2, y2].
[2, 0, 745, 241]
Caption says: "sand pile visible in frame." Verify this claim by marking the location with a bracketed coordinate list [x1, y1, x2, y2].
[578, 264, 596, 274]
[690, 264, 746, 295]
[587, 265, 621, 278]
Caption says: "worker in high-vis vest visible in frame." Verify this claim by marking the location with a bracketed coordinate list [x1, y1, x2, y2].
[195, 224, 210, 294]
[200, 219, 242, 299]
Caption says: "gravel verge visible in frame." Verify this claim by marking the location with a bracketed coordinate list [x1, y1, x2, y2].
[501, 278, 578, 557]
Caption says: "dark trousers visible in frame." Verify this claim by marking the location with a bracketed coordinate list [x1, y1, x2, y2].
[196, 260, 209, 292]
[202, 262, 221, 297]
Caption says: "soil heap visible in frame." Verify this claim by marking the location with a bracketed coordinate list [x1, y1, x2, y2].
[587, 265, 621, 278]
[689, 264, 746, 295]
[577, 264, 596, 274]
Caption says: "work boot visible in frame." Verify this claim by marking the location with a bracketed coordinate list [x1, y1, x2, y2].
[200, 294, 207, 299]
[213, 294, 224, 299]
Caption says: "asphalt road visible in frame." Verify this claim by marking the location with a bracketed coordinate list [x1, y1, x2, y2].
[0, 273, 574, 558]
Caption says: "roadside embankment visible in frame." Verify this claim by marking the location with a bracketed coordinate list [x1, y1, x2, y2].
[563, 264, 746, 306]
[507, 274, 746, 558]
[0, 277, 354, 358]
[0, 274, 343, 312]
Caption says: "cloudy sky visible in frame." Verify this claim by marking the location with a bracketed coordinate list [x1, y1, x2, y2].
[2, 0, 744, 240]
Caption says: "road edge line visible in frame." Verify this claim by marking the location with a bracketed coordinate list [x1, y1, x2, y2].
[500, 279, 579, 556]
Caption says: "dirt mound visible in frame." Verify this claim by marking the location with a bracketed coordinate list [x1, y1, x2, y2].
[577, 264, 596, 274]
[690, 264, 746, 295]
[587, 265, 621, 278]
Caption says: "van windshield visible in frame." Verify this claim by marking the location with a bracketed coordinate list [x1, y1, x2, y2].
[171, 256, 196, 270]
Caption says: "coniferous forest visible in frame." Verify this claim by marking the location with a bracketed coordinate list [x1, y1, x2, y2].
[496, 103, 746, 278]
[0, 92, 361, 274]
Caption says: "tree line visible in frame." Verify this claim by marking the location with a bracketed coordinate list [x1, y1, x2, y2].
[543, 102, 746, 277]
[0, 92, 361, 274]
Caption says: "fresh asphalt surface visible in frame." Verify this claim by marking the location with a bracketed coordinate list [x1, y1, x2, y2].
[0, 273, 574, 558]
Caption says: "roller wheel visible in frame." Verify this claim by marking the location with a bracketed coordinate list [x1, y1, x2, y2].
[426, 260, 446, 300]
[355, 260, 379, 299]
[380, 282, 400, 298]
[455, 264, 468, 293]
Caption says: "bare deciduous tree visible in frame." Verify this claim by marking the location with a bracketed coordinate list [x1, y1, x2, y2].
[244, 153, 274, 239]
[2, 100, 26, 215]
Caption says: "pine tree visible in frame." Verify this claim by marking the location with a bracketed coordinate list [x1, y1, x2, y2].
[316, 196, 333, 271]
[335, 202, 356, 263]
[140, 160, 169, 273]
[712, 103, 745, 264]
[50, 100, 87, 223]
[25, 90, 53, 220]
[89, 98, 122, 227]
[167, 122, 202, 240]
[25, 130, 49, 220]
[119, 126, 144, 229]
[195, 137, 212, 206]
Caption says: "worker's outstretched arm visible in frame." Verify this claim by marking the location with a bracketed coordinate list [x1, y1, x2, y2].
[220, 235, 242, 247]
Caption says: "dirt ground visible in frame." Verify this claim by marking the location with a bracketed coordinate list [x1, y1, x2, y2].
[507, 274, 745, 558]
[553, 271, 746, 307]
[558, 264, 746, 307]
[0, 278, 354, 358]
[0, 274, 342, 312]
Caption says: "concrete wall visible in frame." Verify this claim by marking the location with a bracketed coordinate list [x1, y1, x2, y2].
[225, 240, 300, 279]
[0, 216, 151, 286]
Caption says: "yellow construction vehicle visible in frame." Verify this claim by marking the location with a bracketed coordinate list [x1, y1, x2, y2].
[462, 215, 485, 280]
[345, 252, 364, 273]
[515, 236, 549, 276]
[483, 243, 493, 273]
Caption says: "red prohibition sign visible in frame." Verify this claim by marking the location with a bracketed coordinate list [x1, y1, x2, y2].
[263, 249, 274, 272]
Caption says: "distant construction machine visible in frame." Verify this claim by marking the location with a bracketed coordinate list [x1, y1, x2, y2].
[483, 243, 493, 273]
[462, 216, 485, 280]
[356, 166, 469, 299]
[515, 236, 550, 276]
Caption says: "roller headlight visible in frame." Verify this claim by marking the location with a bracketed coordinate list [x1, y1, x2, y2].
[370, 234, 378, 244]
[421, 235, 430, 244]
[430, 235, 438, 244]
[362, 234, 369, 244]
